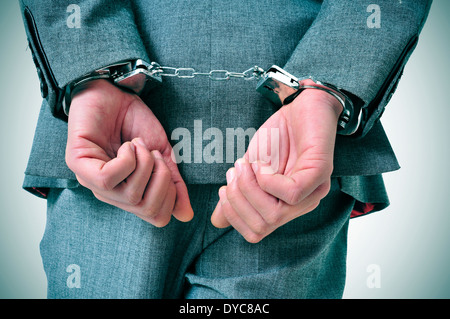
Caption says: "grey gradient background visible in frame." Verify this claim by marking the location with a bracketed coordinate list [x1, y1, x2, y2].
[0, 1, 448, 299]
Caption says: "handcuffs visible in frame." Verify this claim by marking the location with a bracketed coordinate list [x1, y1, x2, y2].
[255, 65, 361, 135]
[63, 59, 361, 135]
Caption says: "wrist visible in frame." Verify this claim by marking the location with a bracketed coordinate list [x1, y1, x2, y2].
[70, 79, 121, 107]
[71, 78, 111, 98]
[63, 59, 162, 116]
[285, 78, 360, 135]
[296, 79, 344, 118]
[256, 66, 361, 135]
[69, 79, 138, 119]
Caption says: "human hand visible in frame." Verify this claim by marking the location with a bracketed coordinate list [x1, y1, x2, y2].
[65, 79, 193, 227]
[211, 80, 343, 243]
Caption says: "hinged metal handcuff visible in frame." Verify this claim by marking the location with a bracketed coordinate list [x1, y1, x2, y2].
[63, 59, 361, 135]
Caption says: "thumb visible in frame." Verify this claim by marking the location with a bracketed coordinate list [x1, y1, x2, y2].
[210, 186, 230, 228]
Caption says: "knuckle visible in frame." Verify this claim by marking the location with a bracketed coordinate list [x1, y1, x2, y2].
[245, 232, 263, 244]
[140, 201, 161, 219]
[97, 173, 114, 191]
[225, 184, 240, 204]
[310, 179, 331, 203]
[265, 210, 283, 226]
[256, 175, 270, 191]
[140, 149, 154, 166]
[222, 204, 234, 220]
[125, 189, 142, 205]
[303, 201, 321, 215]
[317, 162, 334, 182]
[311, 200, 321, 211]
[222, 206, 240, 226]
[150, 214, 171, 228]
[157, 165, 172, 180]
[92, 191, 108, 205]
[143, 207, 159, 219]
[236, 174, 253, 193]
[319, 179, 332, 198]
[92, 191, 102, 201]
[250, 221, 268, 236]
[75, 175, 88, 188]
[285, 187, 303, 206]
[123, 155, 137, 172]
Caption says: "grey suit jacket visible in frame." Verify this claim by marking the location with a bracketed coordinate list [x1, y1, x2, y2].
[19, 0, 432, 216]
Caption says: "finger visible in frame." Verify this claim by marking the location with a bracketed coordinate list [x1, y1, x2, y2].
[161, 149, 194, 223]
[171, 181, 194, 222]
[244, 119, 289, 175]
[91, 150, 173, 226]
[211, 186, 231, 228]
[96, 138, 154, 205]
[72, 141, 137, 192]
[124, 138, 155, 203]
[216, 186, 264, 243]
[91, 185, 173, 227]
[252, 160, 326, 206]
[137, 150, 172, 220]
[225, 167, 270, 236]
[141, 181, 177, 227]
[234, 158, 281, 225]
[158, 181, 177, 220]
[239, 158, 329, 227]
[278, 180, 330, 219]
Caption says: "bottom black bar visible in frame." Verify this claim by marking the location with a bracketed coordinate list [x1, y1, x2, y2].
[1, 298, 444, 317]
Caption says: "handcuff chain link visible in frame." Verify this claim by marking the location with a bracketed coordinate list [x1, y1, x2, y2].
[154, 65, 265, 81]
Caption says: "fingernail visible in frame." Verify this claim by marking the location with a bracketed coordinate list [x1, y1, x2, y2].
[133, 137, 146, 148]
[252, 160, 275, 175]
[217, 187, 228, 206]
[235, 158, 245, 177]
[129, 141, 136, 152]
[226, 168, 235, 184]
[151, 150, 163, 160]
[251, 161, 259, 174]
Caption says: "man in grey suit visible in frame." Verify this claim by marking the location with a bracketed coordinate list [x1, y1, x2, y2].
[20, 0, 431, 298]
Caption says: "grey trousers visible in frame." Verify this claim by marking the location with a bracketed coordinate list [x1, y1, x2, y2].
[40, 178, 354, 299]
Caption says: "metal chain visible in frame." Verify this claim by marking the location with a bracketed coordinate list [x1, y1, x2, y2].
[153, 65, 265, 81]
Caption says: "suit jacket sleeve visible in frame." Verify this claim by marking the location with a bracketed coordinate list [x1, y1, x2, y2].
[282, 0, 432, 137]
[20, 0, 150, 120]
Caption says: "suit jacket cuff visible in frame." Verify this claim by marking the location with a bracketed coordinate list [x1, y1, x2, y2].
[282, 0, 432, 137]
[20, 0, 150, 120]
